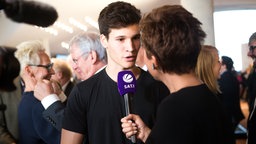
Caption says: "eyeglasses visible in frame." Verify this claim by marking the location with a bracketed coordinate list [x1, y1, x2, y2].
[28, 63, 54, 71]
[249, 46, 256, 51]
[72, 52, 89, 64]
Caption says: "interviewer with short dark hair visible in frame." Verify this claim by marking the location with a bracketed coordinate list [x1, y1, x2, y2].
[121, 5, 234, 144]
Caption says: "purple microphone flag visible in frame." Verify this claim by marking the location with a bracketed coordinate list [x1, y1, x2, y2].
[117, 71, 137, 143]
[117, 70, 136, 96]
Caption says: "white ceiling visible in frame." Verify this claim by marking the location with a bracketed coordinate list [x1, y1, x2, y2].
[0, 0, 256, 56]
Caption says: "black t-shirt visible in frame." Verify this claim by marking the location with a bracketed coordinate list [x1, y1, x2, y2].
[63, 68, 169, 144]
[146, 84, 235, 144]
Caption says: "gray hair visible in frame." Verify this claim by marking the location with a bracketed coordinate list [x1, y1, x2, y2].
[14, 40, 46, 75]
[69, 31, 106, 63]
[249, 32, 256, 45]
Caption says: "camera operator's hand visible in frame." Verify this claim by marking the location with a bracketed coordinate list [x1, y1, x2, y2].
[34, 79, 54, 101]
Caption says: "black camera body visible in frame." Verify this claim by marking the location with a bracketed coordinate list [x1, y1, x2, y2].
[0, 46, 19, 144]
[0, 47, 20, 92]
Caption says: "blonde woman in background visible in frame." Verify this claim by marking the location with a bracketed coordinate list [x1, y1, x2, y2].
[195, 45, 221, 95]
[196, 45, 239, 143]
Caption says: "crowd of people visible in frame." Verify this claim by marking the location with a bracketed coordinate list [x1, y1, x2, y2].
[0, 1, 255, 144]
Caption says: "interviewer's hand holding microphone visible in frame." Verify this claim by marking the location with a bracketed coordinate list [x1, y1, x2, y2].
[121, 114, 151, 143]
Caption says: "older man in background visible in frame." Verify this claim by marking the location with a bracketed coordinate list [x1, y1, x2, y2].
[15, 40, 65, 144]
[34, 31, 107, 131]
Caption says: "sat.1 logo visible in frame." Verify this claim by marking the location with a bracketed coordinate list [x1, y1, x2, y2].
[122, 73, 133, 83]
[122, 73, 135, 89]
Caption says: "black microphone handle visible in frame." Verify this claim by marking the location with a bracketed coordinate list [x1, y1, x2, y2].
[124, 93, 136, 144]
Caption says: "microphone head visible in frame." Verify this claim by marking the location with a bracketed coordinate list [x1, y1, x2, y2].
[4, 0, 58, 27]
[117, 71, 136, 96]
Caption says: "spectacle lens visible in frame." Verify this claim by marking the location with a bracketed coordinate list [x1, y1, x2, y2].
[28, 63, 54, 71]
[250, 46, 256, 51]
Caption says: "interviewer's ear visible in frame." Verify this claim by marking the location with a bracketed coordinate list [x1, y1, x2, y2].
[151, 55, 158, 70]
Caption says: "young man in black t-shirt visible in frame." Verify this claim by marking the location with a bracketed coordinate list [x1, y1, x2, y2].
[61, 2, 169, 144]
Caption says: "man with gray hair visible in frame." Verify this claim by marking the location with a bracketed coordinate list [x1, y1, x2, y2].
[34, 31, 107, 131]
[247, 32, 256, 144]
[69, 31, 107, 81]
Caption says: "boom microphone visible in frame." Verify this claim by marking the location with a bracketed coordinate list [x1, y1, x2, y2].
[117, 70, 137, 144]
[1, 0, 58, 27]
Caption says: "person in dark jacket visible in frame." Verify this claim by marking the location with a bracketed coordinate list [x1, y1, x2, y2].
[218, 56, 244, 132]
[246, 32, 256, 144]
[14, 40, 65, 144]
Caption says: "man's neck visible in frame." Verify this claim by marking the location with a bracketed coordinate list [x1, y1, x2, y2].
[105, 65, 141, 82]
[94, 62, 107, 74]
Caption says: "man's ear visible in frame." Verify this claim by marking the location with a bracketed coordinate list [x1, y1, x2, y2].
[151, 55, 159, 69]
[90, 50, 97, 64]
[100, 34, 108, 49]
[56, 71, 63, 79]
[25, 65, 34, 77]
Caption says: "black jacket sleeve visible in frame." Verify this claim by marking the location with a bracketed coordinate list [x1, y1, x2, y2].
[42, 101, 65, 131]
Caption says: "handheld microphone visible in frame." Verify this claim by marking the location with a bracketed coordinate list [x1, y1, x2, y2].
[117, 70, 136, 144]
[2, 0, 58, 27]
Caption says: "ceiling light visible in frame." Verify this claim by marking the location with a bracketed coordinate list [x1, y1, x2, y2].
[34, 26, 58, 36]
[54, 22, 73, 33]
[61, 42, 69, 49]
[84, 16, 99, 29]
[69, 17, 88, 31]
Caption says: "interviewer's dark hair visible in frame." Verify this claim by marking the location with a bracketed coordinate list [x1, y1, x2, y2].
[140, 5, 206, 74]
[0, 46, 20, 92]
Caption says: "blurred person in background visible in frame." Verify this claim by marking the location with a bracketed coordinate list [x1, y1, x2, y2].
[51, 58, 75, 96]
[195, 45, 221, 96]
[15, 40, 65, 144]
[0, 46, 20, 143]
[69, 31, 107, 81]
[246, 32, 256, 144]
[218, 56, 244, 137]
[34, 31, 108, 132]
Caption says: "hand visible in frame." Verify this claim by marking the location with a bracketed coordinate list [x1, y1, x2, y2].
[50, 80, 67, 102]
[34, 79, 54, 101]
[51, 80, 62, 95]
[121, 114, 151, 143]
[58, 91, 67, 103]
